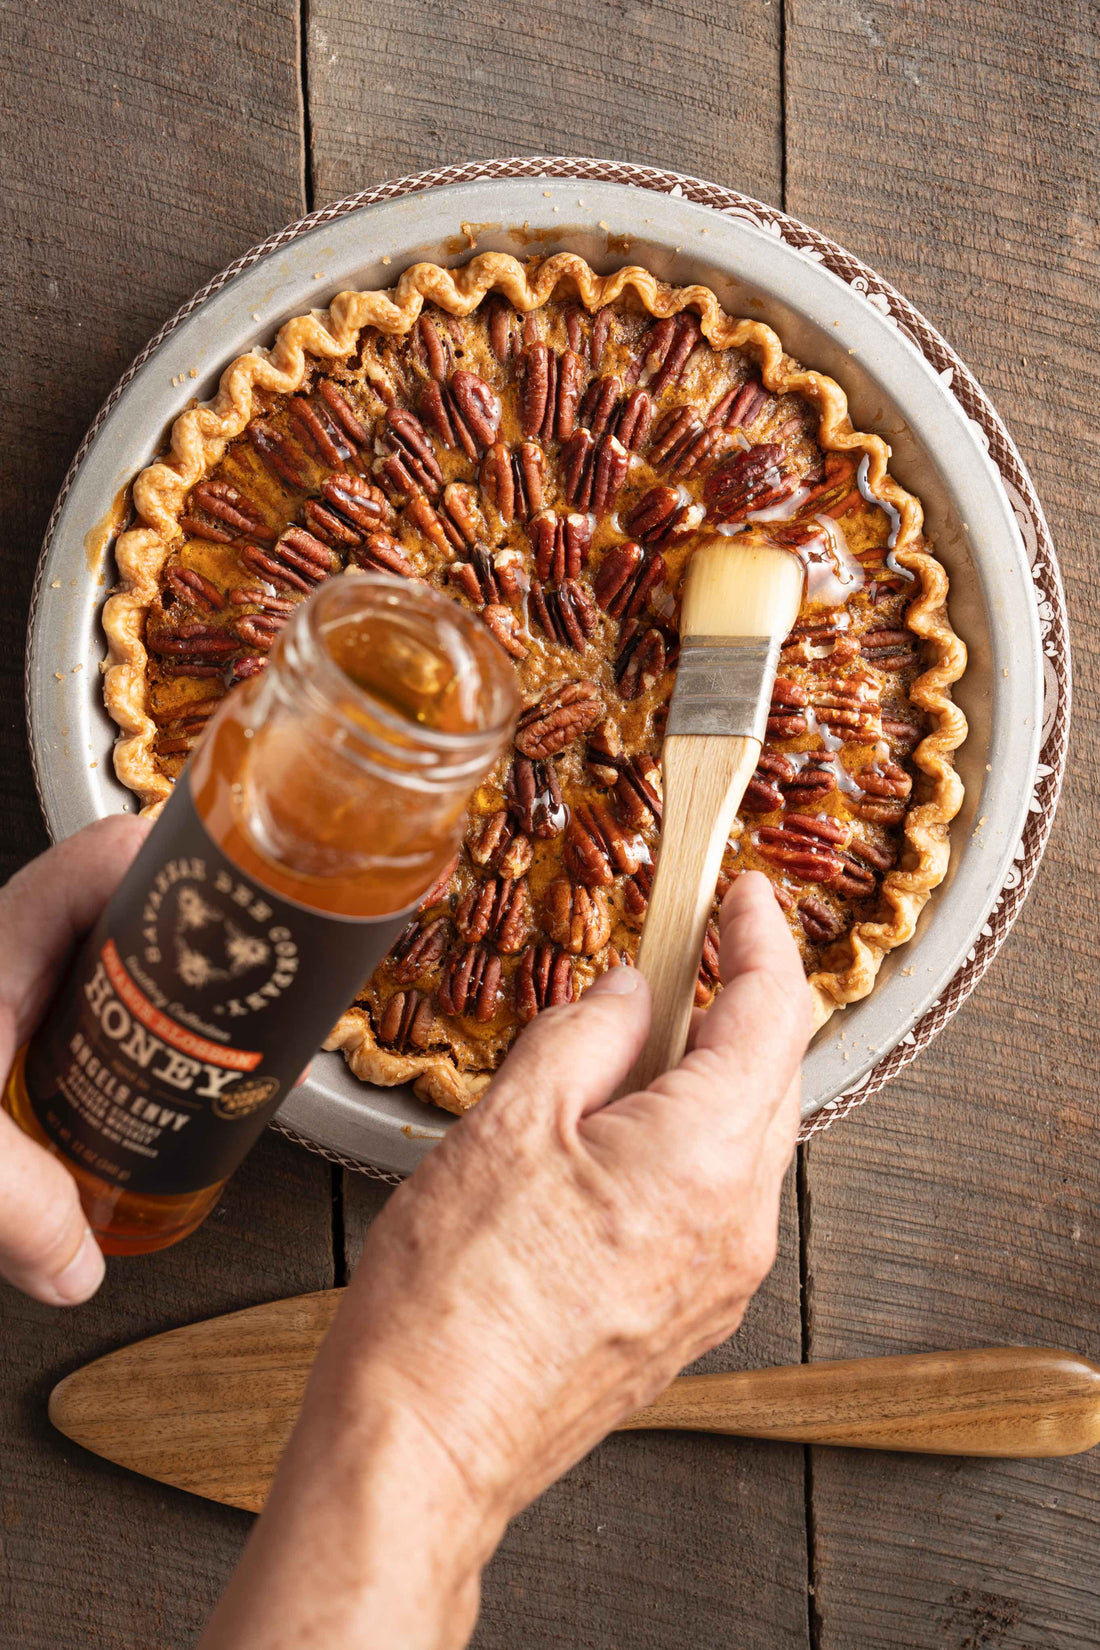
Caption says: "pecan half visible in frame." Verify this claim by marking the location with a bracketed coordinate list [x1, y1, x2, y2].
[622, 485, 705, 548]
[529, 510, 593, 582]
[392, 915, 452, 984]
[648, 408, 727, 481]
[781, 620, 861, 669]
[287, 394, 359, 468]
[593, 542, 666, 621]
[467, 810, 535, 878]
[852, 761, 912, 824]
[516, 943, 575, 1022]
[514, 680, 602, 759]
[882, 715, 924, 752]
[546, 878, 611, 956]
[622, 860, 654, 919]
[860, 627, 920, 670]
[248, 419, 311, 489]
[455, 875, 530, 954]
[240, 527, 337, 595]
[378, 989, 434, 1050]
[229, 612, 283, 652]
[438, 943, 502, 1023]
[480, 441, 545, 524]
[519, 342, 553, 438]
[180, 480, 275, 545]
[448, 547, 506, 607]
[703, 443, 797, 524]
[782, 757, 837, 811]
[379, 407, 444, 500]
[812, 675, 882, 742]
[586, 719, 624, 786]
[414, 313, 450, 380]
[565, 799, 645, 886]
[529, 577, 598, 652]
[318, 380, 371, 446]
[506, 755, 567, 838]
[612, 755, 663, 829]
[482, 604, 528, 660]
[486, 296, 515, 363]
[708, 375, 770, 433]
[591, 307, 612, 367]
[798, 897, 846, 945]
[743, 750, 794, 813]
[164, 566, 224, 613]
[577, 376, 653, 450]
[766, 677, 810, 740]
[153, 697, 219, 757]
[634, 313, 700, 396]
[616, 624, 668, 701]
[560, 429, 629, 513]
[351, 529, 417, 578]
[754, 813, 849, 884]
[304, 475, 392, 548]
[695, 920, 721, 1007]
[146, 619, 238, 661]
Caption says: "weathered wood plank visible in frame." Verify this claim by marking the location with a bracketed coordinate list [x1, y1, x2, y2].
[1, 0, 307, 880]
[305, 0, 783, 204]
[341, 1167, 811, 1650]
[787, 1, 1100, 1643]
[320, 6, 812, 1639]
[0, 6, 329, 1648]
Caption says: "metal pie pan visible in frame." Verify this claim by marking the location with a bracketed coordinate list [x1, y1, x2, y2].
[27, 159, 1067, 1177]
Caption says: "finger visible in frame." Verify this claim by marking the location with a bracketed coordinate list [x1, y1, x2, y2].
[0, 1109, 104, 1305]
[0, 815, 150, 1047]
[474, 966, 651, 1132]
[603, 873, 812, 1151]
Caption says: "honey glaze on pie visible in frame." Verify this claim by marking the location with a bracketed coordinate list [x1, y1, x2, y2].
[104, 253, 966, 1114]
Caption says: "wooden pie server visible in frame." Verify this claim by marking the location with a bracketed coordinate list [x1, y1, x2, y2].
[48, 1289, 1100, 1514]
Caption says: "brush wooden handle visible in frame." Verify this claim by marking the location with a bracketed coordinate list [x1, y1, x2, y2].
[619, 1346, 1100, 1457]
[624, 732, 760, 1093]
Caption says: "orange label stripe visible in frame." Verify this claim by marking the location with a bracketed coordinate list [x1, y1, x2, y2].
[102, 940, 262, 1072]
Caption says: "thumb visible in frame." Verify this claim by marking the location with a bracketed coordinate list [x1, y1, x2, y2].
[477, 966, 651, 1126]
[0, 1107, 104, 1305]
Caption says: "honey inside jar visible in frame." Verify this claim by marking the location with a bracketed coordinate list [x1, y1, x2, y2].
[192, 576, 517, 915]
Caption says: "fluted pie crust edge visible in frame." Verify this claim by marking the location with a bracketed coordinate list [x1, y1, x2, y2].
[103, 251, 967, 1111]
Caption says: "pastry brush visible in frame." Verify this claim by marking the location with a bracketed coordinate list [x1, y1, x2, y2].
[623, 531, 804, 1094]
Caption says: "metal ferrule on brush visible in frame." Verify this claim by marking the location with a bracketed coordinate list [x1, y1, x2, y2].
[665, 634, 782, 742]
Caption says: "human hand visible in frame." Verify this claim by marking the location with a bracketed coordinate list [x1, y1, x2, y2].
[0, 815, 149, 1305]
[202, 869, 812, 1650]
[327, 869, 813, 1524]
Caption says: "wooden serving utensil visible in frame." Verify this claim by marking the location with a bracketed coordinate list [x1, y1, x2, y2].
[48, 1290, 1100, 1514]
[623, 531, 804, 1093]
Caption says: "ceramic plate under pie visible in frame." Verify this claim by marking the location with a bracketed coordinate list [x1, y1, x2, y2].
[27, 161, 1067, 1176]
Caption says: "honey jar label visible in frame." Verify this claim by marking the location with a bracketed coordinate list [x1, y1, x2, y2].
[25, 780, 411, 1195]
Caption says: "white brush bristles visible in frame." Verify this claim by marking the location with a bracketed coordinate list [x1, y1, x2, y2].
[681, 534, 805, 640]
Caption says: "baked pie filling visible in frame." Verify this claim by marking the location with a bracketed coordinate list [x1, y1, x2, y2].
[105, 253, 966, 1114]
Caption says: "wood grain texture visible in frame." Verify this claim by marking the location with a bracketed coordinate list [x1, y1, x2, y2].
[304, 0, 782, 204]
[628, 733, 761, 1091]
[319, 9, 810, 1642]
[1, 0, 306, 881]
[787, 0, 1100, 1644]
[1, 4, 324, 1648]
[2, 1133, 334, 1650]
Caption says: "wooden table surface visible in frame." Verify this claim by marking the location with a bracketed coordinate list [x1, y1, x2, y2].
[3, 3, 1098, 1645]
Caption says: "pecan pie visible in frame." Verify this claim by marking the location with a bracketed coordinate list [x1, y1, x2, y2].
[105, 252, 966, 1114]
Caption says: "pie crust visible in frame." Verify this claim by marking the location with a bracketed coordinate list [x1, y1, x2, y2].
[103, 251, 967, 1113]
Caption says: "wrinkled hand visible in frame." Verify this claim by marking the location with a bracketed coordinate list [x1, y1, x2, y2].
[325, 869, 813, 1522]
[0, 815, 149, 1305]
